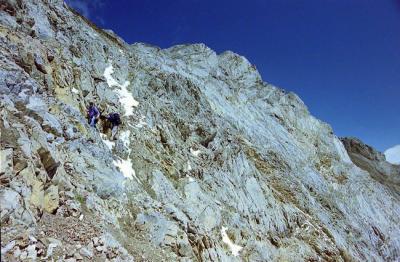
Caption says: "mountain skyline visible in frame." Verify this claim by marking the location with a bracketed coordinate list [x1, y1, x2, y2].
[65, 0, 400, 152]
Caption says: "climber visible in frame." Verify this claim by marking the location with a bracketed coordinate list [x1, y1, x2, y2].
[87, 102, 100, 128]
[105, 112, 122, 140]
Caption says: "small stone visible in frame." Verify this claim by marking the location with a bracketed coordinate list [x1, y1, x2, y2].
[34, 54, 48, 74]
[13, 247, 21, 257]
[20, 251, 27, 259]
[64, 191, 75, 199]
[27, 244, 37, 259]
[66, 247, 77, 257]
[45, 243, 59, 258]
[47, 51, 55, 62]
[74, 252, 83, 260]
[87, 242, 94, 252]
[13, 158, 27, 173]
[79, 247, 93, 258]
[0, 148, 13, 176]
[46, 237, 62, 246]
[36, 241, 45, 251]
[92, 237, 99, 246]
[46, 133, 55, 142]
[0, 240, 16, 255]
[98, 236, 105, 245]
[29, 235, 38, 243]
[37, 248, 44, 256]
[96, 246, 104, 252]
[178, 243, 193, 257]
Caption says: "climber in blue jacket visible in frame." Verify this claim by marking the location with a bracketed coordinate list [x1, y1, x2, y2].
[87, 102, 100, 128]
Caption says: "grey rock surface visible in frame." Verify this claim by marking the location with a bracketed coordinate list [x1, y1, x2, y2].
[1, 0, 399, 261]
[341, 137, 400, 192]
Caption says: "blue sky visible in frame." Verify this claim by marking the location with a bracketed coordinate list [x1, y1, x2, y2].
[66, 0, 400, 151]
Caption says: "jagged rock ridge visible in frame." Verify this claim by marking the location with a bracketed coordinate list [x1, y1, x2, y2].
[1, 0, 399, 261]
[341, 137, 400, 194]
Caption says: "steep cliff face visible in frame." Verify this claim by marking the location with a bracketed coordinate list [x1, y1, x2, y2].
[1, 1, 399, 261]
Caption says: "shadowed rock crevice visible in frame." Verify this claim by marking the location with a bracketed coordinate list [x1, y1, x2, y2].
[37, 147, 60, 180]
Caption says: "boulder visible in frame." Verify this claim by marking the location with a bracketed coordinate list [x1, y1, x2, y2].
[38, 147, 60, 179]
[0, 148, 13, 177]
[29, 179, 44, 210]
[0, 188, 21, 215]
[44, 185, 59, 213]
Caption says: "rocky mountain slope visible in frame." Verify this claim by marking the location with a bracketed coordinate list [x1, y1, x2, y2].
[341, 137, 400, 194]
[1, 0, 399, 261]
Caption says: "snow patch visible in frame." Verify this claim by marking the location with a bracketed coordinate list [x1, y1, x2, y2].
[100, 134, 115, 150]
[103, 63, 139, 116]
[221, 226, 243, 257]
[113, 158, 136, 180]
[71, 88, 79, 94]
[333, 137, 352, 163]
[88, 31, 98, 39]
[120, 130, 131, 147]
[190, 148, 202, 157]
[186, 175, 195, 182]
[385, 145, 400, 165]
[118, 82, 139, 116]
[119, 130, 132, 156]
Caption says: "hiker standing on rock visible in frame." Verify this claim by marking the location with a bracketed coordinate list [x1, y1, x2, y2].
[105, 112, 122, 140]
[87, 102, 100, 128]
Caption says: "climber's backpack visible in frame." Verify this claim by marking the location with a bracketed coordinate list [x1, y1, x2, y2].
[109, 113, 121, 125]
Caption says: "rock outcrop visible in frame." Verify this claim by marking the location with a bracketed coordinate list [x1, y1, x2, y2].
[341, 137, 400, 193]
[1, 0, 399, 261]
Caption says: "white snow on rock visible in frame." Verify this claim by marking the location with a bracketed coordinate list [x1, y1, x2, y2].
[117, 81, 139, 116]
[100, 134, 115, 150]
[113, 158, 136, 180]
[385, 145, 400, 165]
[119, 130, 132, 156]
[119, 130, 131, 147]
[1, 240, 16, 255]
[220, 226, 243, 257]
[103, 63, 139, 116]
[190, 148, 202, 157]
[333, 137, 352, 163]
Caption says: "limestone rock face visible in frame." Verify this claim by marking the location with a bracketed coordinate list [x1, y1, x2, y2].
[341, 137, 400, 192]
[1, 0, 399, 261]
